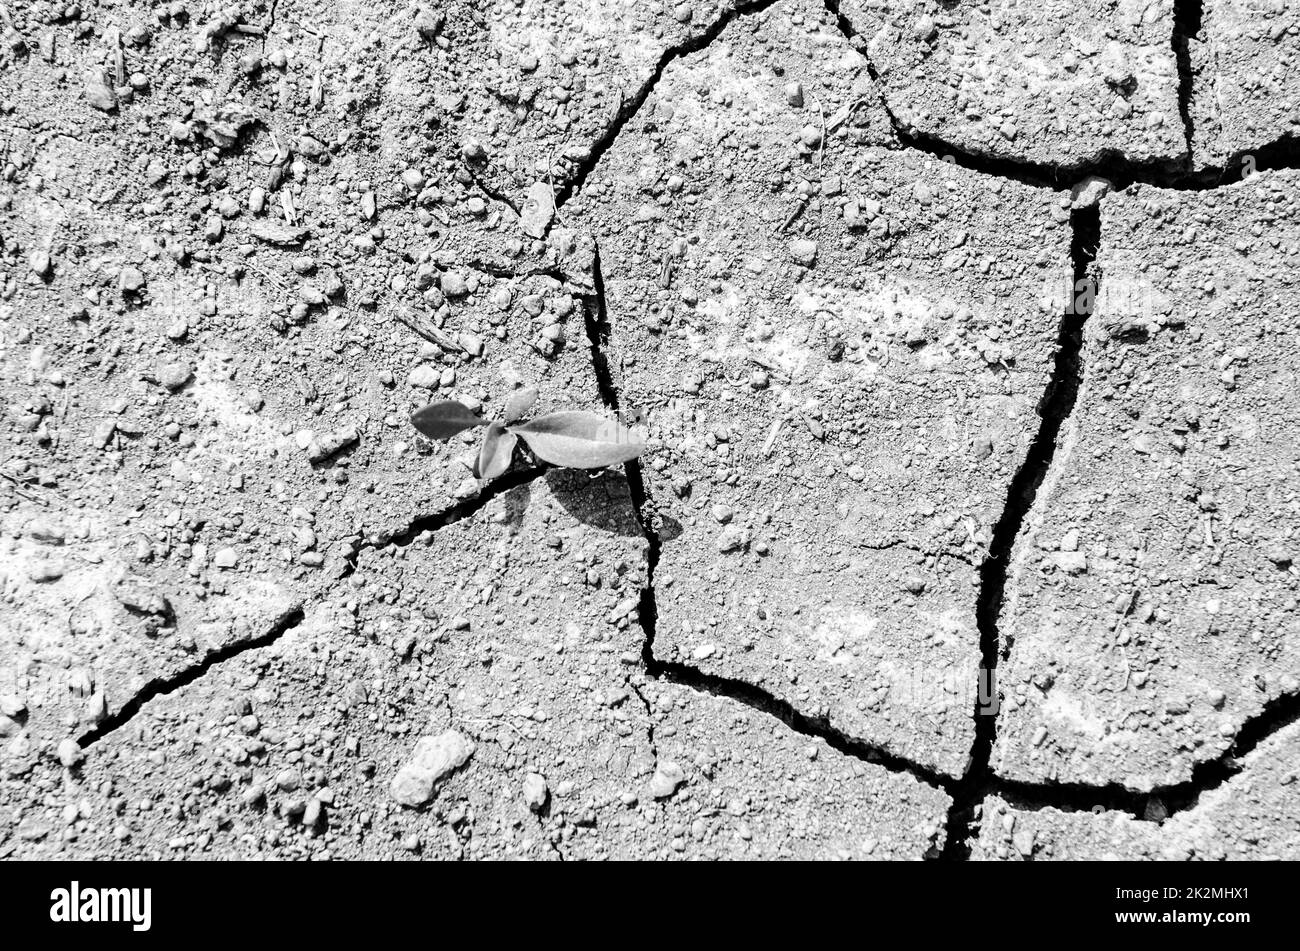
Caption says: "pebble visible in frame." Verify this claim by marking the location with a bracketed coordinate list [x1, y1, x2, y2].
[28, 559, 65, 583]
[84, 69, 117, 111]
[114, 584, 171, 615]
[519, 181, 556, 239]
[157, 362, 193, 392]
[522, 773, 548, 812]
[390, 730, 475, 807]
[716, 525, 746, 552]
[118, 266, 146, 294]
[306, 426, 359, 462]
[408, 364, 441, 389]
[648, 760, 685, 799]
[440, 272, 469, 298]
[56, 738, 83, 768]
[789, 238, 818, 267]
[1070, 175, 1112, 209]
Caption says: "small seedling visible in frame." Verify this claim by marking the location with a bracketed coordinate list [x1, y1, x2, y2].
[410, 386, 644, 483]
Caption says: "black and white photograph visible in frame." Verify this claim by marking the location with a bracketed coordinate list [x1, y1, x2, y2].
[0, 0, 1293, 922]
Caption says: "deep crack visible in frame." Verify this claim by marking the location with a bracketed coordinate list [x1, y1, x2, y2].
[823, 0, 1300, 191]
[584, 243, 953, 797]
[342, 465, 549, 575]
[78, 602, 306, 748]
[554, 0, 780, 209]
[939, 205, 1100, 859]
[579, 193, 1300, 858]
[564, 3, 1300, 858]
[1173, 0, 1204, 167]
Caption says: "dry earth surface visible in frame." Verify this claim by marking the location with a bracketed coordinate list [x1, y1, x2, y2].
[0, 0, 1297, 860]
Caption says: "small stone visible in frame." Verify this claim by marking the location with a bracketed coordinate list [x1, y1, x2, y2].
[440, 272, 468, 298]
[57, 738, 82, 768]
[157, 362, 193, 392]
[213, 547, 239, 569]
[522, 773, 548, 812]
[407, 364, 441, 389]
[390, 729, 475, 807]
[27, 519, 66, 545]
[414, 7, 444, 40]
[1070, 175, 1112, 209]
[306, 426, 359, 463]
[0, 694, 26, 719]
[297, 135, 326, 159]
[716, 525, 746, 553]
[29, 250, 52, 278]
[114, 584, 171, 616]
[28, 559, 65, 583]
[1052, 551, 1088, 574]
[648, 760, 685, 799]
[84, 69, 117, 111]
[118, 266, 146, 294]
[790, 238, 818, 267]
[400, 168, 426, 192]
[519, 181, 556, 239]
[784, 81, 804, 108]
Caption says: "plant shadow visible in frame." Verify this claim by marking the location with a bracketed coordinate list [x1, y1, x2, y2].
[542, 468, 681, 543]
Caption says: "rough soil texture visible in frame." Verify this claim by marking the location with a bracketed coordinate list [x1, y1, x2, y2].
[977, 721, 1300, 860]
[840, 0, 1186, 170]
[0, 0, 1298, 861]
[1187, 0, 1300, 171]
[994, 172, 1300, 793]
[565, 2, 1070, 778]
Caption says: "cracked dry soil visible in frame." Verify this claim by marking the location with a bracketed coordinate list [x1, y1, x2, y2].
[1, 0, 1299, 861]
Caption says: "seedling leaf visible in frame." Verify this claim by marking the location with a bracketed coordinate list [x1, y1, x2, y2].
[473, 423, 517, 481]
[411, 401, 485, 441]
[510, 411, 643, 469]
[503, 385, 539, 424]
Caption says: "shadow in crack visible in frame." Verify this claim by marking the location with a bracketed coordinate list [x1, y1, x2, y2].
[545, 467, 684, 543]
[545, 468, 647, 539]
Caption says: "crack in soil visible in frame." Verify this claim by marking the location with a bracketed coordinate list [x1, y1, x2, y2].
[584, 244, 953, 795]
[41, 0, 1300, 859]
[1173, 0, 1204, 167]
[580, 193, 1300, 857]
[341, 465, 550, 576]
[78, 602, 306, 749]
[822, 0, 1300, 192]
[536, 0, 1300, 853]
[939, 205, 1100, 859]
[554, 0, 780, 210]
[999, 686, 1300, 817]
[84, 469, 556, 746]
